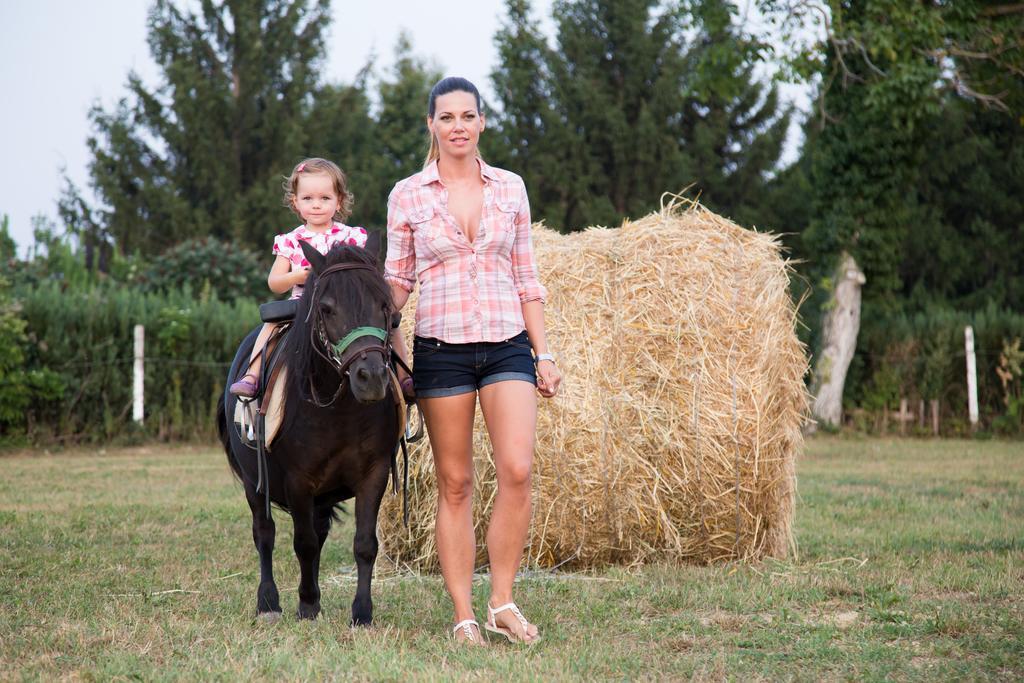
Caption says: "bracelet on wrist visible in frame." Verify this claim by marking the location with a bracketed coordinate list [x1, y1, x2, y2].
[534, 352, 555, 365]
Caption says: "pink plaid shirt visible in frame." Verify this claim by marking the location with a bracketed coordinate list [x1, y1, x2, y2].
[385, 159, 547, 344]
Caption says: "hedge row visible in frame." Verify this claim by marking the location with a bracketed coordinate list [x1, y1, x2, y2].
[4, 280, 1021, 443]
[847, 305, 1024, 435]
[10, 282, 260, 443]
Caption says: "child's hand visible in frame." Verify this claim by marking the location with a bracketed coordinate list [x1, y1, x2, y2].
[294, 268, 311, 285]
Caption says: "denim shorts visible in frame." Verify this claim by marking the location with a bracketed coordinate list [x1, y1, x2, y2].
[412, 330, 536, 398]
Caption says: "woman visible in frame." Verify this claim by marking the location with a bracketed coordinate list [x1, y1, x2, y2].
[385, 77, 561, 645]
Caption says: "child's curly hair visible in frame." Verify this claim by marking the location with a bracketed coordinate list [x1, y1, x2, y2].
[283, 158, 354, 221]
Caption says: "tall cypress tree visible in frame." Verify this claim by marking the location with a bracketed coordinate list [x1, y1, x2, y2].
[485, 0, 581, 229]
[490, 0, 793, 232]
[309, 35, 440, 229]
[376, 34, 441, 182]
[71, 0, 331, 257]
[307, 68, 384, 229]
[551, 0, 691, 229]
[676, 0, 792, 230]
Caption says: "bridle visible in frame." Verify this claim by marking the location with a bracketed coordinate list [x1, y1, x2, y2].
[304, 262, 392, 408]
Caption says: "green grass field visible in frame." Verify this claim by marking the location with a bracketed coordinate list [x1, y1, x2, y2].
[1, 437, 1021, 681]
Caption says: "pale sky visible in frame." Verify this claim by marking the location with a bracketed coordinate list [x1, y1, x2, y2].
[0, 1, 805, 254]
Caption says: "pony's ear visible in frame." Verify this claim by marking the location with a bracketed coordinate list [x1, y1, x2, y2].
[299, 240, 326, 274]
[366, 229, 385, 262]
[363, 230, 383, 270]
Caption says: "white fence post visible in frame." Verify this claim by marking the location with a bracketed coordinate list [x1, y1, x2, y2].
[133, 324, 145, 424]
[965, 325, 978, 428]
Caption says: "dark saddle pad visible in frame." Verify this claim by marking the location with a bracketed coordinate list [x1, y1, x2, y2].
[259, 299, 298, 324]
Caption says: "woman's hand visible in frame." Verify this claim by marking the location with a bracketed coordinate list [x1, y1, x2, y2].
[536, 359, 561, 398]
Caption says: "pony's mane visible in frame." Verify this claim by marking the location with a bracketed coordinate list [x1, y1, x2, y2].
[279, 244, 393, 407]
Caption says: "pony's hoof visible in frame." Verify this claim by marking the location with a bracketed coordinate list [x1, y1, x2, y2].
[257, 611, 283, 624]
[297, 603, 321, 620]
[351, 596, 372, 626]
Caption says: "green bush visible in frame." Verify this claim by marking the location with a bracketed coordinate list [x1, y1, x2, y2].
[138, 237, 267, 303]
[0, 276, 64, 441]
[16, 281, 260, 443]
[992, 338, 1023, 436]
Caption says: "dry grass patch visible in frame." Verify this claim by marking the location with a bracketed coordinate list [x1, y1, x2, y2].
[818, 609, 860, 629]
[698, 610, 753, 630]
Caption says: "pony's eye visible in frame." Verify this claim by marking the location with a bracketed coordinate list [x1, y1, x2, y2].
[319, 302, 334, 316]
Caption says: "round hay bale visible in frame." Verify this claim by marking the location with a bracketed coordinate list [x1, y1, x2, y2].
[379, 199, 808, 570]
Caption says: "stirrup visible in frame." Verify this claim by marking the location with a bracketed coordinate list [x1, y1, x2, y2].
[452, 618, 484, 645]
[484, 602, 540, 644]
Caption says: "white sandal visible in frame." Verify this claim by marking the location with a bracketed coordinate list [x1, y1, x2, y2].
[484, 602, 541, 644]
[452, 618, 485, 646]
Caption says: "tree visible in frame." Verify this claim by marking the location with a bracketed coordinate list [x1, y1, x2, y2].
[674, 0, 793, 229]
[799, 2, 944, 308]
[489, 0, 794, 231]
[902, 96, 1024, 311]
[58, 178, 113, 273]
[0, 216, 16, 264]
[485, 0, 581, 228]
[306, 69, 385, 229]
[754, 1, 1024, 305]
[376, 34, 442, 184]
[308, 35, 440, 230]
[550, 0, 693, 228]
[757, 0, 1024, 116]
[73, 0, 331, 258]
[756, 1, 1023, 423]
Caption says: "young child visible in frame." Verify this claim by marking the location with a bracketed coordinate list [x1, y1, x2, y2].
[229, 158, 369, 397]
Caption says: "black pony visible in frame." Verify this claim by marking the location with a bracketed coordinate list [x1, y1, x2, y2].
[217, 237, 400, 625]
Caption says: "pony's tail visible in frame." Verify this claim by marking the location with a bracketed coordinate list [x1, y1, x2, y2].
[330, 503, 349, 523]
[217, 393, 243, 483]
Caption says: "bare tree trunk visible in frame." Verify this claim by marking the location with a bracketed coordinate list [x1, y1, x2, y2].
[808, 252, 866, 431]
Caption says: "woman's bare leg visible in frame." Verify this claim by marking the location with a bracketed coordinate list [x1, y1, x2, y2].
[478, 379, 539, 640]
[419, 392, 479, 633]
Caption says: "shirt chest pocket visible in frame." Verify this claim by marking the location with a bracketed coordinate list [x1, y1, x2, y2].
[493, 200, 519, 244]
[409, 206, 443, 241]
[409, 205, 456, 261]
